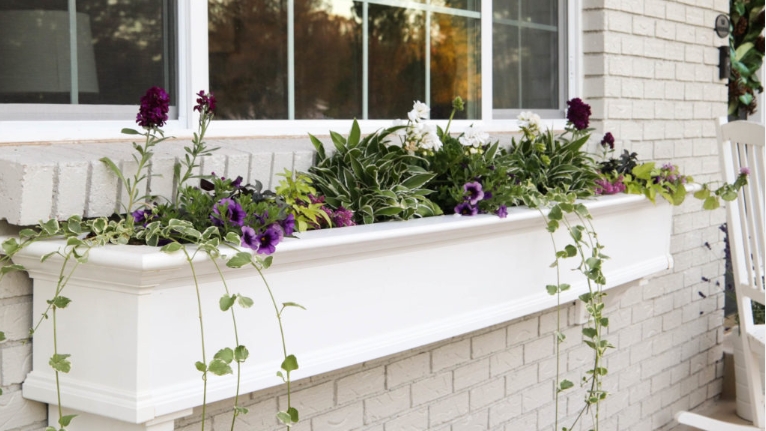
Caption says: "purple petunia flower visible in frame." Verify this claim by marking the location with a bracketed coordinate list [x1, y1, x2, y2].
[566, 98, 591, 130]
[662, 162, 674, 171]
[496, 205, 508, 219]
[600, 132, 615, 149]
[231, 176, 243, 188]
[136, 87, 170, 129]
[256, 225, 282, 255]
[241, 226, 260, 250]
[594, 177, 626, 195]
[131, 208, 153, 226]
[211, 198, 246, 227]
[740, 167, 750, 176]
[193, 90, 217, 115]
[463, 181, 484, 205]
[455, 202, 478, 216]
[280, 213, 296, 236]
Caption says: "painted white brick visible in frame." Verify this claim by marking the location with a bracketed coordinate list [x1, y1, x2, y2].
[468, 378, 504, 412]
[582, 10, 606, 32]
[472, 328, 506, 358]
[632, 16, 654, 36]
[0, 343, 31, 386]
[521, 382, 552, 413]
[383, 407, 427, 431]
[665, 3, 686, 23]
[412, 372, 452, 405]
[488, 393, 522, 427]
[524, 336, 554, 364]
[216, 398, 278, 430]
[336, 367, 385, 405]
[387, 353, 430, 388]
[311, 402, 363, 431]
[432, 339, 470, 372]
[0, 302, 31, 341]
[489, 346, 523, 377]
[365, 386, 411, 423]
[643, 0, 666, 18]
[0, 390, 46, 430]
[0, 266, 30, 299]
[454, 359, 489, 391]
[607, 11, 633, 34]
[429, 392, 469, 427]
[278, 381, 334, 417]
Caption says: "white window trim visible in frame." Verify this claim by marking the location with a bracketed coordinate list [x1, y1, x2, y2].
[0, 1, 581, 144]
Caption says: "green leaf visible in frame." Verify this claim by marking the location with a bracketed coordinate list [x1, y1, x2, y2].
[19, 229, 37, 239]
[565, 244, 577, 257]
[376, 206, 404, 217]
[703, 196, 720, 210]
[631, 162, 655, 180]
[600, 317, 609, 327]
[559, 283, 571, 292]
[261, 255, 273, 269]
[47, 296, 72, 309]
[226, 252, 252, 268]
[721, 189, 738, 201]
[235, 345, 249, 362]
[234, 406, 249, 415]
[41, 219, 60, 236]
[582, 327, 598, 338]
[546, 220, 559, 233]
[282, 302, 306, 310]
[1, 238, 19, 255]
[121, 128, 141, 135]
[287, 407, 300, 423]
[41, 251, 57, 263]
[569, 226, 582, 242]
[225, 232, 241, 244]
[214, 347, 234, 363]
[546, 285, 559, 295]
[401, 173, 435, 189]
[58, 414, 77, 427]
[49, 353, 72, 373]
[0, 331, 6, 342]
[558, 379, 574, 392]
[277, 411, 294, 425]
[195, 361, 207, 372]
[735, 42, 755, 61]
[348, 120, 361, 148]
[45, 427, 57, 431]
[160, 242, 183, 253]
[0, 264, 25, 275]
[208, 359, 233, 376]
[219, 294, 236, 311]
[548, 205, 563, 221]
[237, 295, 254, 308]
[693, 187, 710, 200]
[281, 354, 299, 372]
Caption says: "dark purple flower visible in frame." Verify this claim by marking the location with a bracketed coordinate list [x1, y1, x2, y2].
[136, 86, 170, 129]
[256, 225, 282, 255]
[740, 167, 750, 176]
[662, 162, 674, 171]
[600, 132, 615, 149]
[463, 181, 484, 205]
[280, 213, 296, 236]
[483, 191, 493, 200]
[455, 202, 478, 216]
[241, 226, 260, 250]
[253, 211, 268, 225]
[211, 198, 246, 227]
[331, 207, 356, 227]
[566, 98, 591, 130]
[496, 205, 508, 219]
[193, 90, 217, 115]
[131, 208, 153, 225]
[231, 176, 243, 188]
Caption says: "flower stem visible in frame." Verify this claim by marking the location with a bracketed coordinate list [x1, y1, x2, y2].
[184, 248, 208, 431]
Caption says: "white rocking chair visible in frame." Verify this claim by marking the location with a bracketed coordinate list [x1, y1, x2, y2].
[675, 119, 765, 430]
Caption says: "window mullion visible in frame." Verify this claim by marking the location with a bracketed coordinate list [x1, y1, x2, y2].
[183, 1, 207, 128]
[480, 0, 492, 121]
[288, 0, 295, 120]
[363, 1, 369, 120]
[425, 9, 431, 110]
[68, 0, 79, 104]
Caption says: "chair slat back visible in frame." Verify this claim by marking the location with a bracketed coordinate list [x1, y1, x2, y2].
[717, 119, 766, 312]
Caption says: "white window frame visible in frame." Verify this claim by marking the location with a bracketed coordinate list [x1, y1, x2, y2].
[0, 0, 581, 144]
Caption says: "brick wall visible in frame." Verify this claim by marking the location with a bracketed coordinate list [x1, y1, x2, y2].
[0, 1, 732, 430]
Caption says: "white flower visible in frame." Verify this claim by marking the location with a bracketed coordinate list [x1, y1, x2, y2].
[517, 111, 542, 131]
[391, 119, 407, 137]
[459, 123, 490, 148]
[408, 101, 430, 122]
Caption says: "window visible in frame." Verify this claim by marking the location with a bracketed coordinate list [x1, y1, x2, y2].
[0, 0, 177, 121]
[0, 0, 578, 142]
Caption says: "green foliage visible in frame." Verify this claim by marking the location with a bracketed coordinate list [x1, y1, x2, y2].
[308, 120, 443, 224]
[622, 162, 689, 205]
[274, 169, 332, 231]
[505, 128, 598, 198]
[729, 0, 765, 116]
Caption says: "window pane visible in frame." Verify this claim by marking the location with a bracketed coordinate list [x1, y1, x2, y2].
[492, 0, 561, 111]
[430, 12, 481, 119]
[0, 0, 176, 108]
[294, 1, 362, 119]
[368, 4, 426, 119]
[209, 0, 288, 119]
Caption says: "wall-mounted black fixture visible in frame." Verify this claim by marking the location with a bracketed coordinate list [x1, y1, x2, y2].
[715, 14, 731, 38]
[719, 46, 731, 79]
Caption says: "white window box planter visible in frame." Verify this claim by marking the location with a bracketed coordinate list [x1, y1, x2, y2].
[8, 194, 673, 431]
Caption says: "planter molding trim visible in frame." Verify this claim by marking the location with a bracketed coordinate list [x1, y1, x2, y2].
[6, 194, 673, 431]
